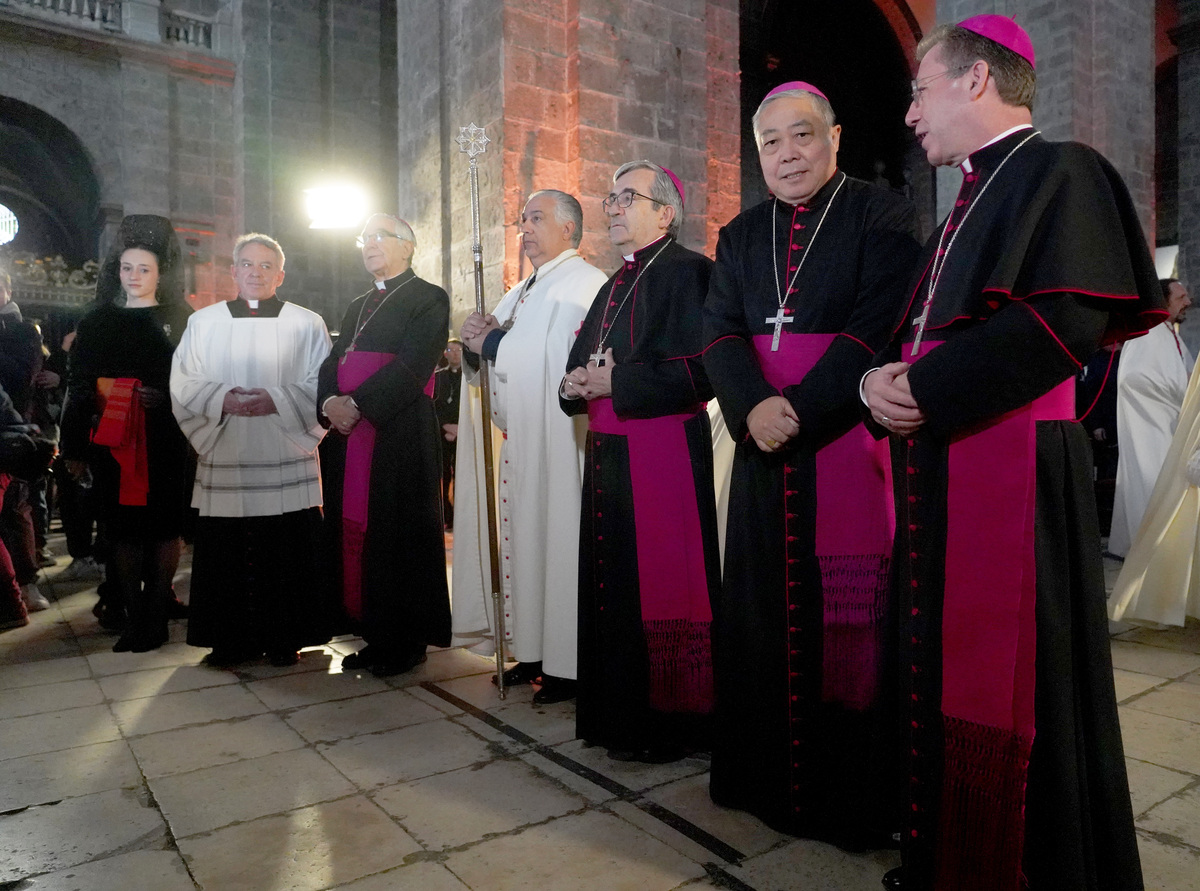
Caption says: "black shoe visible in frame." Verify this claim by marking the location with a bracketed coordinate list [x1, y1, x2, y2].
[532, 675, 577, 704]
[166, 598, 189, 619]
[370, 651, 427, 677]
[492, 660, 543, 687]
[204, 648, 259, 668]
[93, 601, 126, 632]
[342, 646, 377, 670]
[113, 630, 168, 653]
[881, 867, 905, 889]
[268, 651, 300, 667]
[606, 746, 686, 764]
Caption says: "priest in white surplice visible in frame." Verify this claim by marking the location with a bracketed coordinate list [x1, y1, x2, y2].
[453, 190, 607, 704]
[1109, 278, 1194, 557]
[171, 234, 332, 667]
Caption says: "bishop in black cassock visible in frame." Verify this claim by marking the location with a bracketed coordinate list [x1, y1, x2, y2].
[865, 18, 1161, 891]
[703, 82, 919, 848]
[319, 214, 451, 678]
[562, 161, 719, 759]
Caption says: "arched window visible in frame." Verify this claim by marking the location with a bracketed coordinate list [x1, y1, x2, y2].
[0, 203, 17, 246]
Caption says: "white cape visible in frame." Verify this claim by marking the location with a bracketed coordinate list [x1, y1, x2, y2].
[450, 250, 606, 677]
[1110, 353, 1200, 626]
[1109, 323, 1192, 557]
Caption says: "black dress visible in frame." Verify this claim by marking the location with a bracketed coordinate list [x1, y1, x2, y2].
[61, 302, 193, 541]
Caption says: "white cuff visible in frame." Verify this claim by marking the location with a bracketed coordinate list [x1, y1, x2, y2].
[859, 367, 880, 407]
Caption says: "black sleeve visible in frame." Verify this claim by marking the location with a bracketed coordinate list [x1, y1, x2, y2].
[703, 224, 777, 440]
[611, 257, 713, 418]
[316, 299, 361, 428]
[59, 317, 99, 459]
[560, 279, 609, 417]
[352, 291, 450, 426]
[781, 194, 919, 440]
[906, 292, 1109, 438]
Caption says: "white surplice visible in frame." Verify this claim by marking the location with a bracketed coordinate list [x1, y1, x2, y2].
[1110, 356, 1200, 626]
[451, 249, 606, 678]
[1109, 322, 1193, 557]
[170, 300, 330, 518]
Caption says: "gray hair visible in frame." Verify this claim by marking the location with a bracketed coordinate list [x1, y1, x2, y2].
[612, 160, 683, 238]
[752, 89, 837, 150]
[364, 213, 416, 246]
[233, 233, 286, 268]
[526, 190, 584, 247]
[918, 23, 1036, 111]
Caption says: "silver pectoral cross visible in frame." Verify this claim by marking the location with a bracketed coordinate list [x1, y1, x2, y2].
[589, 351, 607, 367]
[766, 307, 794, 352]
[909, 304, 930, 357]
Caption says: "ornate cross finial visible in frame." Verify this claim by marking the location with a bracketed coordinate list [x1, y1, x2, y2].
[456, 124, 490, 158]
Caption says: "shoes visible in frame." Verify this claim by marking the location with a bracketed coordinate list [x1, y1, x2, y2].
[492, 660, 543, 687]
[881, 867, 906, 889]
[60, 556, 102, 581]
[36, 547, 56, 568]
[606, 746, 687, 764]
[21, 584, 51, 612]
[267, 651, 300, 667]
[112, 630, 168, 653]
[532, 675, 577, 705]
[203, 648, 260, 668]
[93, 600, 126, 631]
[0, 609, 29, 631]
[341, 646, 377, 670]
[370, 651, 427, 677]
[166, 598, 189, 619]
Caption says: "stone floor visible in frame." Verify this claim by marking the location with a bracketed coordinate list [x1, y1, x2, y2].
[1, 544, 1198, 891]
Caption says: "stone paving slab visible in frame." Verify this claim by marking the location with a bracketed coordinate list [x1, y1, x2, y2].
[1139, 786, 1200, 849]
[0, 703, 121, 760]
[443, 810, 707, 891]
[733, 837, 900, 891]
[1137, 833, 1200, 891]
[1126, 681, 1200, 723]
[0, 740, 142, 812]
[317, 717, 496, 790]
[1126, 758, 1197, 817]
[1111, 641, 1200, 679]
[1119, 707, 1200, 775]
[20, 849, 195, 891]
[178, 795, 421, 891]
[331, 861, 472, 890]
[645, 772, 789, 859]
[0, 787, 168, 883]
[1114, 667, 1169, 702]
[247, 666, 391, 710]
[152, 747, 357, 838]
[110, 681, 269, 737]
[373, 758, 586, 850]
[128, 712, 308, 778]
[83, 641, 205, 677]
[0, 654, 91, 690]
[284, 688, 446, 743]
[96, 663, 240, 701]
[0, 676, 104, 719]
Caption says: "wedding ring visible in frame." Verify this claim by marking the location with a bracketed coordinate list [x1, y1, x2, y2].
[767, 439, 778, 448]
[881, 415, 891, 423]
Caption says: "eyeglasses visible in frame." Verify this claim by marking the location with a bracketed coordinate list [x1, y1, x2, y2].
[356, 231, 405, 249]
[910, 66, 970, 105]
[601, 190, 659, 210]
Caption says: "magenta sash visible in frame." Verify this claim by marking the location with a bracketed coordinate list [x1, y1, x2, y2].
[337, 351, 394, 620]
[587, 397, 713, 713]
[753, 333, 894, 708]
[910, 341, 1074, 891]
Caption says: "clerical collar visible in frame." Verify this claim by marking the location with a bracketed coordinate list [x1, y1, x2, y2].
[530, 249, 577, 279]
[623, 234, 671, 264]
[229, 295, 284, 318]
[774, 167, 843, 213]
[961, 124, 1034, 174]
[374, 268, 415, 291]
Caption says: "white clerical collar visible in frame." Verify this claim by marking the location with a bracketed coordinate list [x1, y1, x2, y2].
[623, 234, 669, 263]
[374, 280, 387, 290]
[960, 124, 1034, 173]
[247, 300, 259, 309]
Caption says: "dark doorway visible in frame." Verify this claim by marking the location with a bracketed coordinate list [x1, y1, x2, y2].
[740, 0, 917, 210]
[0, 96, 102, 265]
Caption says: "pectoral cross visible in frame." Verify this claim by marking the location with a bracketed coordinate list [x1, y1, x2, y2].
[766, 306, 794, 352]
[589, 351, 607, 367]
[909, 302, 931, 357]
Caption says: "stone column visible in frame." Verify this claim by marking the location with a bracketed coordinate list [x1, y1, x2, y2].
[1174, 0, 1200, 352]
[933, 0, 1155, 240]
